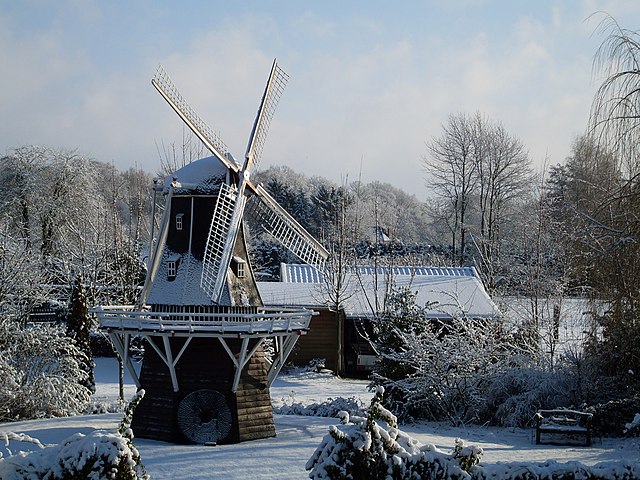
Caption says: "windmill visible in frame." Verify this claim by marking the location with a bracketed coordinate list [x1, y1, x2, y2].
[94, 60, 328, 445]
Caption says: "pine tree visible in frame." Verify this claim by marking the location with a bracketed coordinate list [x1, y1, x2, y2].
[67, 274, 95, 393]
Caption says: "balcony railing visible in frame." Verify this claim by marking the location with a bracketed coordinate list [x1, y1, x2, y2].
[92, 305, 314, 335]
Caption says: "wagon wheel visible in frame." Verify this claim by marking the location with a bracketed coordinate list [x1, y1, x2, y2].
[177, 389, 233, 444]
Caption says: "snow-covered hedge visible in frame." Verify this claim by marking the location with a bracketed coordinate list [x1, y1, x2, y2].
[472, 459, 640, 479]
[0, 391, 148, 480]
[586, 395, 640, 436]
[307, 387, 640, 480]
[274, 394, 366, 418]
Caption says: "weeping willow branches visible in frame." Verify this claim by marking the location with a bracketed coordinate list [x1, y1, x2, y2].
[589, 13, 640, 177]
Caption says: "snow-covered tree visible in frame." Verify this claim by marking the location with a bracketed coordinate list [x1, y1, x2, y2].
[306, 386, 481, 480]
[66, 273, 95, 393]
[580, 15, 640, 392]
[370, 287, 505, 424]
[0, 317, 92, 421]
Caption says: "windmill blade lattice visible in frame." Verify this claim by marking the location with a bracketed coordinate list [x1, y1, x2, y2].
[247, 186, 329, 270]
[202, 61, 290, 303]
[152, 65, 239, 171]
[244, 61, 289, 173]
[201, 183, 241, 301]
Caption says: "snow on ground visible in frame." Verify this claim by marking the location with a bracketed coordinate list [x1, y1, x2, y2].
[91, 356, 139, 404]
[1, 357, 639, 479]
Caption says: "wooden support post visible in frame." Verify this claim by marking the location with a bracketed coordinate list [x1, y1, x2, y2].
[231, 337, 250, 393]
[161, 335, 179, 392]
[108, 331, 141, 388]
[267, 332, 301, 387]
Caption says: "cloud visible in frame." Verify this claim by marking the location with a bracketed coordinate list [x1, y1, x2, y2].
[4, 1, 640, 197]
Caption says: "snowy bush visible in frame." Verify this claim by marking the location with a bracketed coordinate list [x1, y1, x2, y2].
[0, 318, 92, 421]
[371, 287, 505, 424]
[0, 390, 148, 480]
[306, 386, 480, 480]
[0, 430, 148, 480]
[585, 394, 640, 436]
[481, 365, 570, 427]
[86, 398, 127, 415]
[624, 413, 640, 436]
[306, 387, 640, 479]
[273, 393, 366, 418]
[473, 459, 640, 479]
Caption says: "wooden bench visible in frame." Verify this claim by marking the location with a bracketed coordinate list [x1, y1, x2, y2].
[535, 409, 593, 446]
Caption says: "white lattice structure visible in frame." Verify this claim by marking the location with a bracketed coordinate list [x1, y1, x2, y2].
[201, 183, 240, 300]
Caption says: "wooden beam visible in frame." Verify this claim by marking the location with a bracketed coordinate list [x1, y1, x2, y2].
[108, 331, 141, 389]
[267, 332, 301, 387]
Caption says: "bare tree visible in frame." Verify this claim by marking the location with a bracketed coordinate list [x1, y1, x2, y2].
[319, 184, 357, 375]
[424, 112, 533, 280]
[473, 114, 533, 291]
[424, 113, 478, 266]
[155, 127, 207, 177]
[589, 13, 640, 177]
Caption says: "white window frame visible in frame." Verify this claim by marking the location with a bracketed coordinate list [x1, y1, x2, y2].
[175, 213, 184, 231]
[232, 256, 246, 278]
[167, 260, 177, 279]
[237, 261, 246, 278]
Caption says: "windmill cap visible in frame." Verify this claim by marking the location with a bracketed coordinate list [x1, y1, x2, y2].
[163, 155, 229, 194]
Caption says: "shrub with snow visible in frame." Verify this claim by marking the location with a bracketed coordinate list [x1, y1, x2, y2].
[273, 393, 366, 418]
[306, 386, 480, 480]
[585, 394, 640, 436]
[371, 287, 505, 424]
[481, 365, 571, 427]
[472, 459, 640, 480]
[307, 387, 640, 480]
[0, 318, 92, 421]
[624, 413, 640, 437]
[0, 391, 148, 480]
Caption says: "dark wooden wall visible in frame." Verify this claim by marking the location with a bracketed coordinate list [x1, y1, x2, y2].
[132, 336, 275, 444]
[289, 309, 339, 371]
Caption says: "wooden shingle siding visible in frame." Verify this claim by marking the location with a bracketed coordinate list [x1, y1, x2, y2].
[132, 337, 275, 444]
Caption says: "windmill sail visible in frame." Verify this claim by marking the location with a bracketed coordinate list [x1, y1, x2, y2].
[200, 61, 290, 303]
[154, 60, 327, 303]
[152, 65, 239, 172]
[244, 60, 289, 173]
[201, 183, 241, 301]
[247, 185, 329, 270]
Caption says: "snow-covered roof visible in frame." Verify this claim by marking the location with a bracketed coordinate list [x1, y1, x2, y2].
[162, 155, 228, 194]
[258, 264, 500, 319]
[146, 250, 222, 306]
[280, 264, 477, 283]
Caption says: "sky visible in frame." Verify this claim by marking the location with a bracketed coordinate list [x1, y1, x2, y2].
[2, 1, 640, 199]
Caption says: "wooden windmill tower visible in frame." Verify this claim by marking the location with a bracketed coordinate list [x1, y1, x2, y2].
[94, 60, 328, 444]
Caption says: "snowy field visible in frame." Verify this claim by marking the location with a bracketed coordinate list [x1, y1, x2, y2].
[1, 357, 639, 479]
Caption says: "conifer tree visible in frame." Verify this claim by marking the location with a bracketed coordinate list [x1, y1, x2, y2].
[67, 273, 95, 393]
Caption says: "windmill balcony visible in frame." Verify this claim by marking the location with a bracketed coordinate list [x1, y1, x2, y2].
[92, 305, 315, 337]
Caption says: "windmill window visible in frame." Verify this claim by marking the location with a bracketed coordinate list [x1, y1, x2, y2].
[232, 256, 246, 278]
[167, 261, 177, 279]
[175, 213, 184, 231]
[167, 254, 180, 280]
